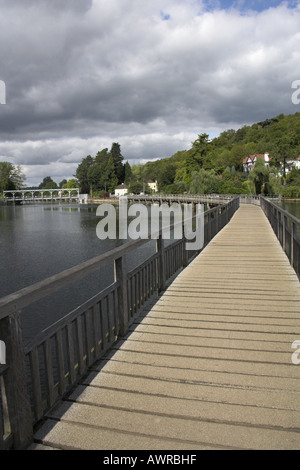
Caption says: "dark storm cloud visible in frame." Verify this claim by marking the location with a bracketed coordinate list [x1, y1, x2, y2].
[0, 0, 299, 185]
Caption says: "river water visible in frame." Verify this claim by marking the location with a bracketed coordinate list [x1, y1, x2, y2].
[279, 200, 300, 219]
[0, 203, 157, 344]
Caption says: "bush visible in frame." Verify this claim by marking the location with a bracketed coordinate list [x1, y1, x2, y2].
[281, 186, 300, 198]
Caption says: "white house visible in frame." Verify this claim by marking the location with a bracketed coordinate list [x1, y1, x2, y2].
[243, 153, 271, 173]
[285, 156, 300, 173]
[114, 183, 128, 197]
[243, 152, 300, 175]
[147, 180, 158, 192]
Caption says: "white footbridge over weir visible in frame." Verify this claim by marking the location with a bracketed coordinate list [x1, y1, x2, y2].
[2, 188, 87, 204]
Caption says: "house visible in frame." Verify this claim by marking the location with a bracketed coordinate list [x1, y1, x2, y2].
[243, 152, 300, 175]
[114, 183, 128, 197]
[147, 180, 158, 192]
[243, 153, 271, 173]
[285, 156, 300, 173]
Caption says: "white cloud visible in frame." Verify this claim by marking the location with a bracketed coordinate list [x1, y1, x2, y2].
[0, 0, 299, 185]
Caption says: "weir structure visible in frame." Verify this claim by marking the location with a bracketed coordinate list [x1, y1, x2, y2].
[3, 188, 81, 203]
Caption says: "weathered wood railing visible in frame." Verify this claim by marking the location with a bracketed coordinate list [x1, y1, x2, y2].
[0, 197, 239, 449]
[260, 197, 300, 278]
[127, 193, 234, 205]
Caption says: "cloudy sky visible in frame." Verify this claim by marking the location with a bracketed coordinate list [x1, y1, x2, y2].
[0, 0, 299, 186]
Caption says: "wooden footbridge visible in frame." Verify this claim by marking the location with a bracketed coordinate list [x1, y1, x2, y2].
[1, 196, 300, 450]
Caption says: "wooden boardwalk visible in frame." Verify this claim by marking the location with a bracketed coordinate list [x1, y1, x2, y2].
[31, 204, 300, 450]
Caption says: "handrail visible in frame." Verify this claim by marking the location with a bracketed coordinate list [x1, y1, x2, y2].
[0, 196, 239, 449]
[260, 197, 300, 278]
[0, 237, 149, 320]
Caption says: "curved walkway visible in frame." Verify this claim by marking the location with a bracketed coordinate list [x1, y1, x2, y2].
[32, 204, 300, 450]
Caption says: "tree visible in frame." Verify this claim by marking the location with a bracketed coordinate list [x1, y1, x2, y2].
[106, 156, 118, 192]
[189, 169, 221, 194]
[124, 161, 133, 185]
[249, 157, 269, 194]
[59, 179, 67, 188]
[75, 155, 94, 192]
[87, 156, 108, 192]
[157, 161, 176, 190]
[0, 162, 16, 192]
[128, 180, 143, 194]
[110, 142, 124, 184]
[65, 178, 78, 188]
[191, 133, 212, 169]
[11, 165, 26, 189]
[39, 176, 58, 189]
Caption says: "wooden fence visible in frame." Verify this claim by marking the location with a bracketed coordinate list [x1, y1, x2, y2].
[0, 197, 239, 449]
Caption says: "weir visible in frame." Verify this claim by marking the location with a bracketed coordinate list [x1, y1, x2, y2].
[2, 188, 81, 203]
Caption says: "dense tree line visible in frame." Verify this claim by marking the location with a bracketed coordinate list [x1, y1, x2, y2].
[129, 112, 300, 196]
[37, 176, 78, 189]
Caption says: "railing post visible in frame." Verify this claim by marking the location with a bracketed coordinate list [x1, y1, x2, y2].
[182, 238, 189, 268]
[283, 215, 287, 253]
[291, 222, 295, 268]
[114, 256, 129, 337]
[0, 310, 33, 449]
[156, 234, 166, 293]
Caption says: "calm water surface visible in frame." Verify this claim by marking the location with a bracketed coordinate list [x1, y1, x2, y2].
[0, 203, 156, 344]
[279, 200, 300, 219]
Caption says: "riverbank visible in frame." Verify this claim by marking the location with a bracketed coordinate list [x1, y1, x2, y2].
[281, 198, 300, 202]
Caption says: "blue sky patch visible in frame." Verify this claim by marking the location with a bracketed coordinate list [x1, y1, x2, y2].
[160, 11, 171, 20]
[205, 0, 298, 12]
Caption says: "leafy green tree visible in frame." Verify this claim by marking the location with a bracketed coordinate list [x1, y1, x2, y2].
[128, 180, 143, 194]
[110, 142, 124, 184]
[11, 164, 26, 189]
[286, 168, 300, 186]
[106, 156, 118, 192]
[87, 155, 108, 192]
[124, 161, 133, 185]
[59, 179, 67, 188]
[0, 162, 17, 192]
[189, 169, 221, 194]
[75, 155, 94, 192]
[249, 157, 269, 194]
[65, 178, 78, 188]
[39, 176, 58, 189]
[157, 161, 176, 190]
[191, 133, 212, 169]
[44, 181, 58, 189]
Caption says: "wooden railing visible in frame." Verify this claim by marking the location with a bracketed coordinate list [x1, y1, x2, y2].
[260, 197, 300, 278]
[0, 196, 239, 449]
[127, 193, 234, 205]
